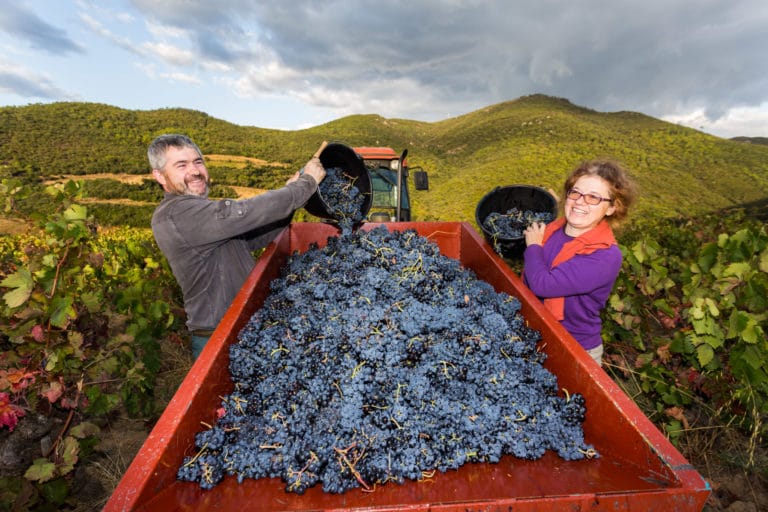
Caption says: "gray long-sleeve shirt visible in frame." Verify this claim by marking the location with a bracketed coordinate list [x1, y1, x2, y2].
[151, 175, 318, 332]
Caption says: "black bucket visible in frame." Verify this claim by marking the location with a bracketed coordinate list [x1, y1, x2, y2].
[303, 142, 372, 224]
[475, 185, 558, 258]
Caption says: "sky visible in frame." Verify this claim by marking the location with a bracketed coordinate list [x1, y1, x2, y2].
[1, 0, 767, 139]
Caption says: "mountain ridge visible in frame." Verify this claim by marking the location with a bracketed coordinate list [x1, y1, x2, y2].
[1, 95, 766, 224]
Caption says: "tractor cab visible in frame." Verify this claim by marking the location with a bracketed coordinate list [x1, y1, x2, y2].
[354, 146, 428, 222]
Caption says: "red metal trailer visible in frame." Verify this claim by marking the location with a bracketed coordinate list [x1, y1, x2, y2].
[105, 222, 710, 511]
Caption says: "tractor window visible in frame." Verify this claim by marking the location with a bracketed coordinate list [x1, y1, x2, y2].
[370, 168, 409, 209]
[371, 168, 396, 208]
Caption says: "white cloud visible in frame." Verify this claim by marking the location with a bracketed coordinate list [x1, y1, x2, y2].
[0, 57, 75, 99]
[141, 41, 194, 67]
[159, 71, 202, 85]
[664, 104, 768, 139]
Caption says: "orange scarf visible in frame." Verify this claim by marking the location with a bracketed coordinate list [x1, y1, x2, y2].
[540, 218, 617, 320]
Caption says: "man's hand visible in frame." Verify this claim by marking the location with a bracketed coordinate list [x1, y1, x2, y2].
[286, 157, 326, 185]
[524, 221, 547, 246]
[300, 157, 326, 185]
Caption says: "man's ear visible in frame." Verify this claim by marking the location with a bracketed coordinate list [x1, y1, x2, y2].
[152, 169, 167, 188]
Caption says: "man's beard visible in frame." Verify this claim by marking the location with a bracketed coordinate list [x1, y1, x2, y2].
[171, 174, 209, 197]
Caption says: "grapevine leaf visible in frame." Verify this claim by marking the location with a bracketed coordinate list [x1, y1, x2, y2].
[1, 269, 34, 308]
[697, 244, 718, 272]
[696, 344, 714, 367]
[80, 291, 102, 313]
[723, 262, 751, 280]
[727, 310, 750, 339]
[68, 331, 85, 358]
[690, 301, 704, 320]
[85, 385, 121, 416]
[70, 421, 100, 439]
[63, 204, 88, 221]
[40, 381, 64, 403]
[742, 345, 766, 370]
[0, 392, 26, 431]
[41, 477, 70, 506]
[742, 323, 763, 345]
[24, 458, 57, 482]
[45, 352, 59, 372]
[608, 294, 625, 312]
[652, 298, 675, 317]
[704, 298, 720, 318]
[631, 242, 647, 264]
[692, 317, 713, 335]
[759, 248, 768, 273]
[49, 296, 76, 328]
[59, 436, 80, 475]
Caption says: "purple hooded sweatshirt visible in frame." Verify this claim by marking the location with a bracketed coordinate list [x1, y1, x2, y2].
[523, 226, 622, 350]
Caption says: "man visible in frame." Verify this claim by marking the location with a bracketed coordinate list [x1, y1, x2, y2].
[148, 134, 326, 359]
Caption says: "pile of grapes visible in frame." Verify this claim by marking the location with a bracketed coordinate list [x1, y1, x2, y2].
[177, 226, 596, 494]
[317, 166, 366, 232]
[483, 207, 555, 251]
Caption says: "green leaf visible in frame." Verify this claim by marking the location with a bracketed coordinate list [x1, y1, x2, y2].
[49, 296, 76, 328]
[84, 385, 121, 416]
[696, 344, 714, 367]
[692, 317, 714, 335]
[697, 243, 718, 272]
[1, 269, 34, 308]
[723, 262, 752, 280]
[80, 291, 102, 313]
[728, 310, 763, 343]
[742, 323, 764, 345]
[759, 248, 768, 273]
[41, 477, 70, 506]
[70, 421, 100, 439]
[742, 345, 766, 370]
[45, 351, 59, 372]
[609, 294, 625, 312]
[705, 298, 720, 317]
[24, 458, 57, 482]
[690, 300, 705, 320]
[652, 298, 675, 317]
[728, 310, 750, 339]
[59, 437, 79, 475]
[63, 204, 88, 221]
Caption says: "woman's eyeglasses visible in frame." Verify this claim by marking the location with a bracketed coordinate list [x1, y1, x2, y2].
[566, 189, 613, 205]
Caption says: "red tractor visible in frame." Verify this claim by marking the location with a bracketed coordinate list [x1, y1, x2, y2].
[354, 147, 429, 222]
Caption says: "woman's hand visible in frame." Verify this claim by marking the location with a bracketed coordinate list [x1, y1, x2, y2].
[524, 222, 546, 246]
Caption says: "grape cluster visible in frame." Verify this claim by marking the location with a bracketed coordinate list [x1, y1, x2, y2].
[317, 166, 366, 233]
[177, 226, 596, 494]
[483, 207, 555, 248]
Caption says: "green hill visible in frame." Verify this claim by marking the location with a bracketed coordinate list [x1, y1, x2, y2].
[2, 95, 767, 226]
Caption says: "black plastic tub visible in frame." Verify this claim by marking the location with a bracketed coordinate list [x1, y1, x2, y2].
[476, 185, 558, 258]
[303, 142, 372, 224]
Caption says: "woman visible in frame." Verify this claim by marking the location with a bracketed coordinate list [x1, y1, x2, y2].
[523, 160, 636, 366]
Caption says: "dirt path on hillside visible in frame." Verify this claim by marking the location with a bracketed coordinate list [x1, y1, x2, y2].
[45, 173, 150, 185]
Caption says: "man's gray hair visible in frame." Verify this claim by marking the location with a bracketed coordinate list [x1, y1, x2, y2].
[147, 134, 203, 171]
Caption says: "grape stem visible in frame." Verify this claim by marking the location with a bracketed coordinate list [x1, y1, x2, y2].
[334, 442, 370, 490]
